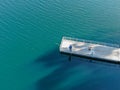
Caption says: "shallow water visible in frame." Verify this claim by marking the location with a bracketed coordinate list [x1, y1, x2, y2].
[0, 0, 120, 90]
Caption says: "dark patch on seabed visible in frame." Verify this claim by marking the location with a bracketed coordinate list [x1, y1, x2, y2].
[32, 48, 120, 90]
[34, 49, 82, 90]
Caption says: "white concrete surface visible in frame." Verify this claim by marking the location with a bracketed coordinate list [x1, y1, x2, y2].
[60, 37, 120, 62]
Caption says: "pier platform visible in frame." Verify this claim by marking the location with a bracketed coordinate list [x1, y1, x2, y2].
[60, 37, 120, 64]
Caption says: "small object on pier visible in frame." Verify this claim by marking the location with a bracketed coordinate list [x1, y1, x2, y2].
[88, 46, 92, 51]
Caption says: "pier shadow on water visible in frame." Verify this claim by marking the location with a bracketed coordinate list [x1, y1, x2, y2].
[32, 48, 120, 90]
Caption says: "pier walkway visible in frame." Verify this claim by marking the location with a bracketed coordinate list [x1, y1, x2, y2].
[60, 37, 120, 63]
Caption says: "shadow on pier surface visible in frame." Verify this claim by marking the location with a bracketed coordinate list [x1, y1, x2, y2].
[32, 48, 120, 90]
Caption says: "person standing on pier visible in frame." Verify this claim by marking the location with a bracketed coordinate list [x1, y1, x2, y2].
[68, 45, 72, 61]
[69, 45, 72, 52]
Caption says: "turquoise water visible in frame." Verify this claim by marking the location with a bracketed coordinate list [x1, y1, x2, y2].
[0, 0, 120, 90]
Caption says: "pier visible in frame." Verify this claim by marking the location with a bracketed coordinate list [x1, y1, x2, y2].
[60, 37, 120, 64]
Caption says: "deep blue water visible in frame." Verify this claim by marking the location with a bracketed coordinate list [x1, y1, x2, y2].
[0, 0, 120, 90]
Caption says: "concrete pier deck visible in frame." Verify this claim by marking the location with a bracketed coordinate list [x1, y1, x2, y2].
[60, 37, 120, 63]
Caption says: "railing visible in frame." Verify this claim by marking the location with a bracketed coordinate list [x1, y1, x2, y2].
[63, 36, 120, 48]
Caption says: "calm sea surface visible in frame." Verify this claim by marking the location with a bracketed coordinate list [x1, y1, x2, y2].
[0, 0, 120, 90]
